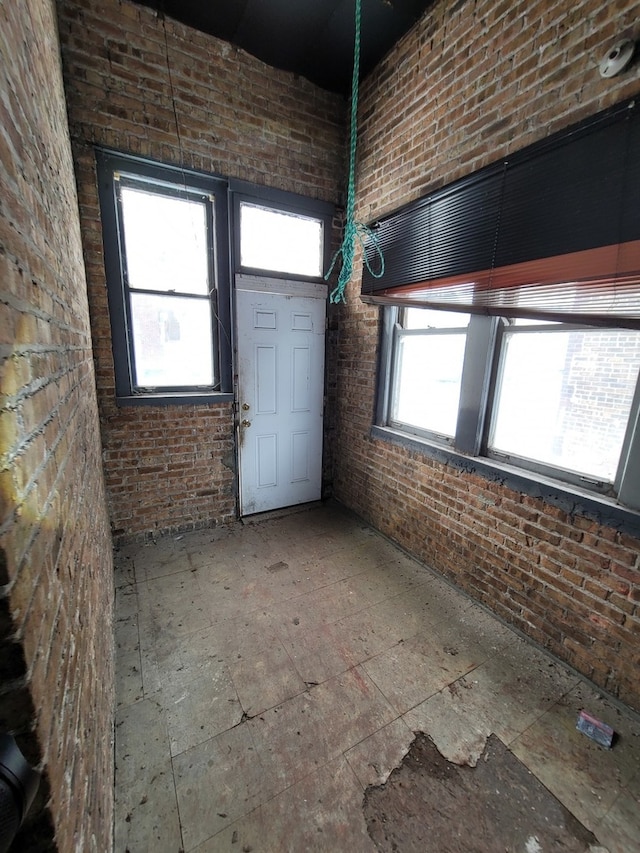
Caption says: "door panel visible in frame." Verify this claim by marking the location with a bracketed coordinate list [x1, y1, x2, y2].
[292, 347, 311, 411]
[237, 283, 326, 515]
[256, 434, 277, 487]
[256, 346, 277, 412]
[291, 431, 310, 481]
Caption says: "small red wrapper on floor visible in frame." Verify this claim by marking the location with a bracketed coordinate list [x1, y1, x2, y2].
[576, 710, 614, 748]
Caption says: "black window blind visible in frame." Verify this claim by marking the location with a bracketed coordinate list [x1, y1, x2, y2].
[361, 97, 640, 327]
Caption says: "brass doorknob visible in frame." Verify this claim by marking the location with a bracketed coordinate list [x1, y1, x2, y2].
[241, 419, 251, 427]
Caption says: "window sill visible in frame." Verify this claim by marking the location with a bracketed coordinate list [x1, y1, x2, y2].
[371, 425, 640, 538]
[116, 392, 234, 407]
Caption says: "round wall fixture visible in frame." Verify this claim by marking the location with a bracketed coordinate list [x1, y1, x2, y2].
[599, 39, 635, 78]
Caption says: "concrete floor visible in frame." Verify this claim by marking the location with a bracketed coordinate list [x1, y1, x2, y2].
[114, 502, 640, 852]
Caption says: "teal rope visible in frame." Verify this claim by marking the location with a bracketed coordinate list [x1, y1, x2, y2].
[325, 0, 384, 304]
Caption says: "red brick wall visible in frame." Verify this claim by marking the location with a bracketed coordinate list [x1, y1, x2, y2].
[1, 1, 113, 849]
[56, 0, 346, 539]
[333, 0, 640, 711]
[358, 0, 640, 220]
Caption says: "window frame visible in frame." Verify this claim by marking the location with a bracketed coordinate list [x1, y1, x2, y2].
[229, 181, 334, 281]
[96, 149, 233, 404]
[386, 309, 471, 445]
[376, 305, 640, 523]
[484, 319, 640, 495]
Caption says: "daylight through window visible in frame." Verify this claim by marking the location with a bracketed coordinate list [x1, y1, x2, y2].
[239, 202, 324, 278]
[119, 184, 216, 390]
[379, 307, 640, 510]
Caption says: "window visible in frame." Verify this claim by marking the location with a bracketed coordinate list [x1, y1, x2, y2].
[97, 151, 232, 402]
[378, 307, 640, 512]
[119, 183, 215, 389]
[232, 189, 331, 280]
[489, 321, 640, 484]
[97, 154, 334, 405]
[238, 202, 324, 277]
[389, 309, 470, 439]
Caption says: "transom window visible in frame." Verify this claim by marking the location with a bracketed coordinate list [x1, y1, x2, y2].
[238, 202, 324, 278]
[379, 307, 640, 511]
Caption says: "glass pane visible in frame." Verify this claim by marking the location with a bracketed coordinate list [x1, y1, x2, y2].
[490, 329, 640, 481]
[391, 333, 466, 436]
[130, 293, 214, 388]
[510, 317, 560, 326]
[240, 202, 323, 276]
[404, 308, 470, 330]
[121, 186, 209, 295]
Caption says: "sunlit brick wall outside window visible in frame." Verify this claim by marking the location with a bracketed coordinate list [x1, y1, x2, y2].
[559, 332, 640, 478]
[491, 325, 640, 484]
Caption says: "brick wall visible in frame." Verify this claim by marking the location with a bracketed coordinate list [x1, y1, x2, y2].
[1, 1, 113, 850]
[333, 0, 640, 711]
[56, 0, 346, 539]
[357, 0, 640, 220]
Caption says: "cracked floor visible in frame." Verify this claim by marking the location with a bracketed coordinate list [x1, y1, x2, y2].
[114, 501, 640, 852]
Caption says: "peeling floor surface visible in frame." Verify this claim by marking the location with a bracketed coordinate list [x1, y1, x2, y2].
[114, 502, 640, 852]
[363, 733, 602, 852]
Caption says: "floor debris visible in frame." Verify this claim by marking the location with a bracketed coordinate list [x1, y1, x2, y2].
[576, 710, 615, 749]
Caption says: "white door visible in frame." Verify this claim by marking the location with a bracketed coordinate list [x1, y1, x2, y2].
[236, 276, 326, 515]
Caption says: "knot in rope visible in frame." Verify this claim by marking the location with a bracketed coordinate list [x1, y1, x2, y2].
[325, 219, 385, 304]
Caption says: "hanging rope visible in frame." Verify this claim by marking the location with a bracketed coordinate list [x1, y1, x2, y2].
[325, 0, 384, 303]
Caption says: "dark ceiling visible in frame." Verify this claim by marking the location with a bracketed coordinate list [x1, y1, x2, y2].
[135, 0, 435, 94]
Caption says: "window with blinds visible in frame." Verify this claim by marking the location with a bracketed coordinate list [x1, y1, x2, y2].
[362, 97, 640, 328]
